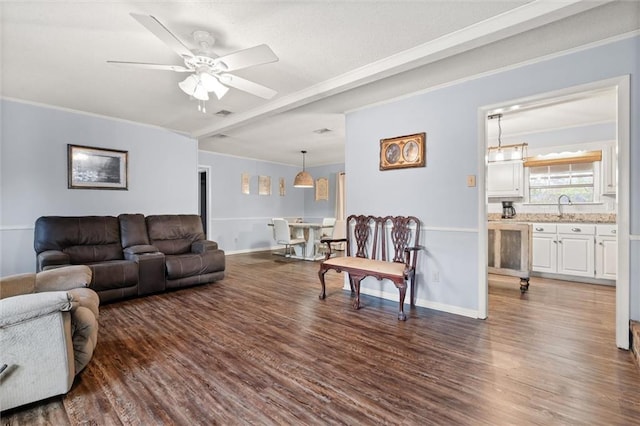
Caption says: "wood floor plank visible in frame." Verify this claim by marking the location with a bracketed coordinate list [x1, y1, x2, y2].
[2, 251, 639, 425]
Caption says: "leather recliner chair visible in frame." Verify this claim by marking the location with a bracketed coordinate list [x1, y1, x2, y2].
[145, 215, 225, 289]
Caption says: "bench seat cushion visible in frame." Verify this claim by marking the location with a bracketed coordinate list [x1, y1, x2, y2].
[322, 257, 405, 277]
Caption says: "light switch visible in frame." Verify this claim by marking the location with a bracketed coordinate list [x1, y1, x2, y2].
[467, 175, 476, 187]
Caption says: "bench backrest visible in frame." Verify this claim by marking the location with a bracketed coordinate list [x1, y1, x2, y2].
[345, 215, 420, 266]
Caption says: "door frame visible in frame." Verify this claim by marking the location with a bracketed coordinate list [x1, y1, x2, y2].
[477, 75, 631, 349]
[198, 165, 212, 239]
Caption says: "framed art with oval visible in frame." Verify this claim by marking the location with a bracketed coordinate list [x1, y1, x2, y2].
[379, 133, 426, 171]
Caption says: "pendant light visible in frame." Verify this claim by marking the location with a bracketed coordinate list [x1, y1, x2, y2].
[487, 113, 528, 162]
[293, 150, 314, 188]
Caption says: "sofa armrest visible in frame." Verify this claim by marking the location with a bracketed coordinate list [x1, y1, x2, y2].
[0, 291, 73, 328]
[191, 240, 219, 253]
[37, 250, 70, 271]
[123, 244, 159, 258]
[35, 265, 92, 293]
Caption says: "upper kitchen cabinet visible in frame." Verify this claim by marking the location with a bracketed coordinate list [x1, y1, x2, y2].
[487, 160, 524, 198]
[601, 140, 617, 195]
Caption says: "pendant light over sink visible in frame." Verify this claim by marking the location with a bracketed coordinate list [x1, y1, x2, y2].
[293, 150, 314, 188]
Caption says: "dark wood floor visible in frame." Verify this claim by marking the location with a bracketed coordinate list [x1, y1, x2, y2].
[3, 251, 639, 425]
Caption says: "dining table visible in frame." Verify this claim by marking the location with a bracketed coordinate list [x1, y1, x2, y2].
[267, 221, 326, 261]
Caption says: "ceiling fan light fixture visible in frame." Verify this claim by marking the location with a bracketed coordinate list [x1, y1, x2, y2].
[293, 150, 314, 188]
[199, 73, 230, 100]
[178, 74, 209, 101]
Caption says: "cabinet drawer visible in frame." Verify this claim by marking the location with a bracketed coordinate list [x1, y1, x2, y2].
[596, 224, 617, 236]
[532, 223, 556, 234]
[557, 224, 595, 235]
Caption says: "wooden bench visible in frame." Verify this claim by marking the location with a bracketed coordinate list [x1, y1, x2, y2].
[318, 215, 421, 320]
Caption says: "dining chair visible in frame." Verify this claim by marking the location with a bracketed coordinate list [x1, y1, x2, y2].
[273, 218, 306, 258]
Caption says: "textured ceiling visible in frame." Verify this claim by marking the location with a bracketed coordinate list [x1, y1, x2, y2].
[2, 1, 638, 166]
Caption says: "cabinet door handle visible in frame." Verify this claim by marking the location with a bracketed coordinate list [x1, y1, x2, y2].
[553, 240, 558, 244]
[612, 229, 617, 234]
[599, 242, 604, 246]
[535, 227, 544, 231]
[571, 228, 581, 232]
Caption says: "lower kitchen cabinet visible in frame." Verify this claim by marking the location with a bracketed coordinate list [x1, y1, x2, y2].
[595, 224, 617, 280]
[556, 224, 595, 278]
[532, 223, 616, 280]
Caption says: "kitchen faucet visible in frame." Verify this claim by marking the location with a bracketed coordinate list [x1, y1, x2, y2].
[557, 194, 572, 218]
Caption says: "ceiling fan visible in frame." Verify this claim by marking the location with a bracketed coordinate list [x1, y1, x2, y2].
[107, 13, 279, 110]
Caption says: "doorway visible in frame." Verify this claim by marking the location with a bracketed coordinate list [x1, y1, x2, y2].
[199, 166, 211, 238]
[478, 76, 630, 349]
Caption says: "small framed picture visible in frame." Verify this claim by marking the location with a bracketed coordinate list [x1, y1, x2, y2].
[68, 144, 128, 190]
[379, 132, 426, 171]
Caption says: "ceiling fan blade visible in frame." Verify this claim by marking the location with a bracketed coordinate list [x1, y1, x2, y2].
[130, 13, 193, 59]
[107, 61, 191, 72]
[214, 44, 278, 72]
[219, 74, 277, 99]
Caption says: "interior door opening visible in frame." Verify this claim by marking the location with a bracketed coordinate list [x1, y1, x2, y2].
[479, 76, 630, 349]
[199, 168, 209, 237]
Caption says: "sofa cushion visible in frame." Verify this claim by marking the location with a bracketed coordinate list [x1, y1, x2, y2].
[164, 251, 225, 280]
[34, 216, 123, 262]
[118, 213, 150, 248]
[87, 260, 138, 292]
[146, 215, 206, 255]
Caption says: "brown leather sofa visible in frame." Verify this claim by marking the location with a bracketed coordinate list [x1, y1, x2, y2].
[34, 214, 225, 303]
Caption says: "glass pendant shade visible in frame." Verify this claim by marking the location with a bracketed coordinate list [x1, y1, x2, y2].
[293, 150, 314, 188]
[199, 73, 230, 100]
[178, 74, 209, 101]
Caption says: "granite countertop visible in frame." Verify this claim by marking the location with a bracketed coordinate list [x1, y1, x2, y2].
[487, 213, 616, 224]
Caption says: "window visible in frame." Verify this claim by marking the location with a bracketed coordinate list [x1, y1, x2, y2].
[528, 162, 595, 203]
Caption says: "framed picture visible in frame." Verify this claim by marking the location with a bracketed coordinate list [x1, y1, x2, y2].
[315, 177, 329, 201]
[279, 177, 286, 196]
[258, 175, 271, 195]
[68, 144, 128, 190]
[241, 173, 250, 194]
[379, 132, 426, 171]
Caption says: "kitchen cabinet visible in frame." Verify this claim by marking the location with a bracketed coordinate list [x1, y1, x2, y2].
[532, 223, 616, 281]
[557, 224, 595, 278]
[488, 222, 532, 292]
[601, 142, 617, 195]
[532, 224, 557, 273]
[487, 160, 523, 198]
[595, 225, 617, 280]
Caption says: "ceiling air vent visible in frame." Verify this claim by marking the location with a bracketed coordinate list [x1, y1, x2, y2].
[215, 109, 233, 117]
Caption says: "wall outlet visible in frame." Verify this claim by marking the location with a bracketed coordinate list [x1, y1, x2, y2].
[432, 271, 440, 282]
[466, 175, 476, 187]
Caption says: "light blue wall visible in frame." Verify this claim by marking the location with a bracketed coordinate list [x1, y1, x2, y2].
[197, 150, 343, 253]
[303, 163, 344, 222]
[0, 99, 199, 276]
[346, 35, 639, 318]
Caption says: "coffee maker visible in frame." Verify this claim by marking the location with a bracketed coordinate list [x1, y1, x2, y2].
[501, 201, 516, 219]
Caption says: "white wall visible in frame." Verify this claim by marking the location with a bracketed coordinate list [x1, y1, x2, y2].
[0, 99, 199, 275]
[346, 34, 639, 319]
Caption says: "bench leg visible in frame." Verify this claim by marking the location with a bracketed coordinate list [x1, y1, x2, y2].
[318, 268, 327, 300]
[352, 277, 363, 310]
[398, 284, 407, 321]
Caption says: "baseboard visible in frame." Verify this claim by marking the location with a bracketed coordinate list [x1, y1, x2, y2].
[353, 284, 480, 319]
